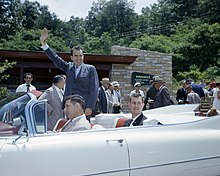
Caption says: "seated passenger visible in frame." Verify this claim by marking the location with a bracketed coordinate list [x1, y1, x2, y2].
[124, 93, 162, 127]
[61, 95, 91, 132]
[124, 93, 147, 127]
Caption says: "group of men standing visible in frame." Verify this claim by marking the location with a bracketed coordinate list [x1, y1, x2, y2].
[98, 78, 122, 114]
[176, 78, 205, 104]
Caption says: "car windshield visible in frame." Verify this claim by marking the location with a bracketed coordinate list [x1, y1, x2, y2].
[0, 93, 31, 123]
[0, 93, 25, 108]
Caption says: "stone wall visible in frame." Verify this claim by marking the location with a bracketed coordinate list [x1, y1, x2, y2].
[110, 46, 172, 113]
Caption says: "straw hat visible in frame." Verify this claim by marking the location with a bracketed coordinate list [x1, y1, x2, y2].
[100, 78, 110, 84]
[111, 81, 120, 87]
[134, 82, 141, 87]
[152, 76, 164, 84]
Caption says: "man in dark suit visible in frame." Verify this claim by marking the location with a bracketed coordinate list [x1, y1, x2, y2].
[38, 75, 65, 131]
[176, 80, 187, 104]
[143, 81, 158, 110]
[40, 28, 99, 120]
[152, 77, 171, 109]
[98, 78, 110, 113]
[124, 93, 147, 127]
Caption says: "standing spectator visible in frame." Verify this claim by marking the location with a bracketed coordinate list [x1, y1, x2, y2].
[152, 77, 171, 109]
[208, 78, 216, 96]
[199, 79, 206, 89]
[185, 85, 201, 104]
[143, 76, 159, 110]
[98, 78, 110, 113]
[176, 80, 187, 104]
[106, 83, 114, 113]
[40, 28, 99, 120]
[130, 82, 145, 97]
[186, 78, 205, 98]
[61, 95, 91, 132]
[212, 82, 220, 111]
[111, 81, 122, 113]
[124, 93, 147, 126]
[15, 73, 36, 93]
[38, 75, 65, 131]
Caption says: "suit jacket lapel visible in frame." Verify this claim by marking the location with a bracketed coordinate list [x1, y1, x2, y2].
[133, 113, 147, 126]
[124, 119, 133, 127]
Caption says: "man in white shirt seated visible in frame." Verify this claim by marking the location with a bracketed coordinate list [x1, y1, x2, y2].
[15, 73, 36, 93]
[61, 95, 91, 132]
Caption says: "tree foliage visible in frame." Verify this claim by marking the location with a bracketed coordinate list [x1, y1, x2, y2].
[0, 60, 16, 98]
[171, 21, 220, 76]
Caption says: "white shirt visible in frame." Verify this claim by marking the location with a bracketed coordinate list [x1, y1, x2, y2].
[41, 44, 49, 50]
[112, 90, 120, 103]
[15, 83, 36, 93]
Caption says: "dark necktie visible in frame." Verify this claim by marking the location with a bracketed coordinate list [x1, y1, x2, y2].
[26, 84, 30, 92]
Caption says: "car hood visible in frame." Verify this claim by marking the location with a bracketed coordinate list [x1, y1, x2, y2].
[0, 138, 6, 151]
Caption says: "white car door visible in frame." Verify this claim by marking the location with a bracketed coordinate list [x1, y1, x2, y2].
[1, 129, 130, 176]
[118, 119, 220, 176]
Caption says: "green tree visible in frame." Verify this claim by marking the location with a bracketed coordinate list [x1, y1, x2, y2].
[0, 0, 21, 40]
[85, 0, 137, 41]
[59, 16, 87, 48]
[172, 21, 220, 76]
[130, 34, 174, 53]
[0, 60, 16, 98]
[197, 0, 220, 24]
[83, 32, 112, 54]
[17, 0, 40, 29]
[2, 29, 69, 52]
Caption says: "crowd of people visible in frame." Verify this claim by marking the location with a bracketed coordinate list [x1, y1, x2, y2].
[176, 78, 220, 109]
[14, 28, 219, 132]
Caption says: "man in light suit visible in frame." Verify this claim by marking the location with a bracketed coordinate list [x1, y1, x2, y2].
[40, 28, 99, 121]
[124, 93, 147, 127]
[111, 81, 122, 113]
[61, 95, 91, 132]
[38, 75, 65, 131]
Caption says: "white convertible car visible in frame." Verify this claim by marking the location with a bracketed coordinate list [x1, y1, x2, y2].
[0, 92, 220, 176]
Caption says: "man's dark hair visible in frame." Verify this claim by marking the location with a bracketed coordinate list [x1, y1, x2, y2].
[53, 75, 65, 84]
[65, 94, 85, 110]
[129, 93, 144, 102]
[70, 46, 84, 56]
[24, 73, 33, 78]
